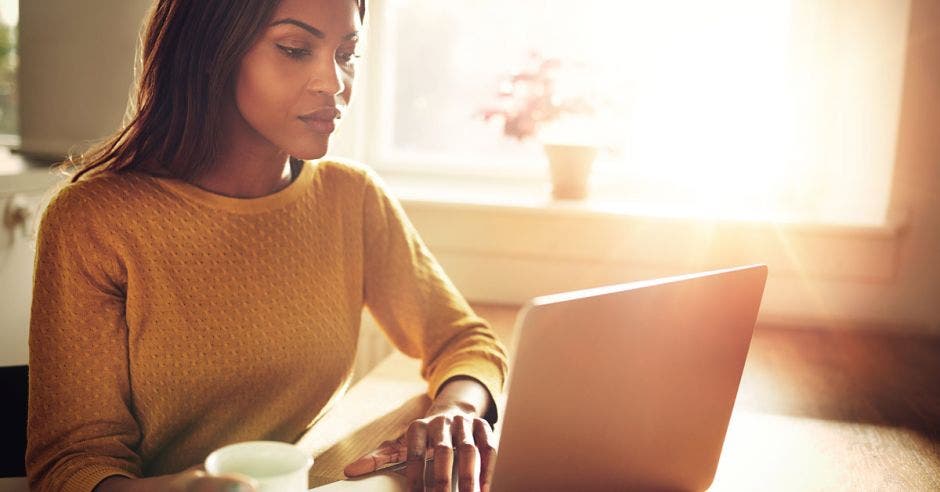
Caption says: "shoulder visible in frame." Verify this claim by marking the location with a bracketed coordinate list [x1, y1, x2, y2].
[312, 156, 383, 186]
[310, 157, 409, 223]
[40, 170, 157, 230]
[310, 157, 395, 200]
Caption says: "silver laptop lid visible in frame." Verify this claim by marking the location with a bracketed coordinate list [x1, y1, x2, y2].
[492, 265, 768, 491]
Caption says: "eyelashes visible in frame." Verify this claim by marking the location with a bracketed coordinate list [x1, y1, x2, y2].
[277, 45, 311, 59]
[276, 45, 361, 66]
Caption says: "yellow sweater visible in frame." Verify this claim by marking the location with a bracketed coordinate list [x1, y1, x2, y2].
[26, 159, 508, 491]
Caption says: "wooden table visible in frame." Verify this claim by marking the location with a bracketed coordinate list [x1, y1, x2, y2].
[297, 304, 940, 491]
[296, 352, 430, 488]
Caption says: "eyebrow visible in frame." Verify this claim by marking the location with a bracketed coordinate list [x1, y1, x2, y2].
[271, 18, 359, 40]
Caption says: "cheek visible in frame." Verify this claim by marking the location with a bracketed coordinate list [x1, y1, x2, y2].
[235, 51, 302, 124]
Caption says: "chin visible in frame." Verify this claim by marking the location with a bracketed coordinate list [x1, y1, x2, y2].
[288, 143, 330, 161]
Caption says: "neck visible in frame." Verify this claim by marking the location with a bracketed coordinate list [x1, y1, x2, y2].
[193, 107, 295, 199]
[195, 149, 295, 199]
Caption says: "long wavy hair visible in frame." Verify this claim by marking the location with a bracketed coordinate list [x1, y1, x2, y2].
[67, 0, 366, 183]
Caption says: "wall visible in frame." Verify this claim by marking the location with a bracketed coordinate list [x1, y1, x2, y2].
[18, 0, 151, 158]
[882, 0, 940, 332]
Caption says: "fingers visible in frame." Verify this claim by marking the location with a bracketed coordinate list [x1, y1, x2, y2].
[406, 420, 428, 492]
[380, 415, 497, 492]
[428, 417, 455, 492]
[204, 474, 257, 492]
[454, 415, 480, 492]
[170, 469, 258, 492]
[344, 439, 404, 477]
[473, 418, 497, 492]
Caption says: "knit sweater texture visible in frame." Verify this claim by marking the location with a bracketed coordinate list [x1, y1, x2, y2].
[26, 159, 508, 491]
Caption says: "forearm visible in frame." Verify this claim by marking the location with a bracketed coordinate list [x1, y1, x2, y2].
[95, 475, 169, 492]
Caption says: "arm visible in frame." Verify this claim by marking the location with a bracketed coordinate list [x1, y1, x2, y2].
[357, 169, 508, 422]
[95, 472, 255, 492]
[29, 186, 259, 492]
[27, 187, 142, 491]
[346, 169, 507, 491]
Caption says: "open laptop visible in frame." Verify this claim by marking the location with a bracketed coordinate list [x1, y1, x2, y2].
[314, 264, 768, 491]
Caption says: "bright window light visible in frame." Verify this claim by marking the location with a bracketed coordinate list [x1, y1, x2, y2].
[0, 0, 16, 25]
[367, 0, 910, 226]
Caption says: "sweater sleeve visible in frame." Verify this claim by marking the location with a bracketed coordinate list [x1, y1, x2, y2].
[26, 185, 142, 492]
[360, 170, 509, 423]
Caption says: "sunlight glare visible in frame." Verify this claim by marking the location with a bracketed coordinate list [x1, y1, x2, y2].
[586, 1, 796, 218]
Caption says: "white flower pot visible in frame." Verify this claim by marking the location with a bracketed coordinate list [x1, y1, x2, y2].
[543, 143, 598, 200]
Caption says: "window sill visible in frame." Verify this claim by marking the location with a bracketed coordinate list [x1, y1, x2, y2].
[382, 172, 906, 240]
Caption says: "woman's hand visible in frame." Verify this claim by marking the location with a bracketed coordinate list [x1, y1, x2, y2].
[95, 468, 258, 492]
[344, 413, 497, 492]
[344, 378, 498, 492]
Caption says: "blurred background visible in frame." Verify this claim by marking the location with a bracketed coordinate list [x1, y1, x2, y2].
[1, 0, 938, 361]
[1, 1, 939, 487]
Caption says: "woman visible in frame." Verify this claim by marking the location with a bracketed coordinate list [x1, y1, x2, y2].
[26, 0, 508, 491]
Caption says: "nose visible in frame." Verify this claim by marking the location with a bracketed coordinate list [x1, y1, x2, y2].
[307, 55, 345, 96]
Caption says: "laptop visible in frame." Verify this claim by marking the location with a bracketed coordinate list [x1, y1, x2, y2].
[313, 264, 768, 491]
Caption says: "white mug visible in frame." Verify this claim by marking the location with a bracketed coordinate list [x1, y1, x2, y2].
[205, 440, 313, 492]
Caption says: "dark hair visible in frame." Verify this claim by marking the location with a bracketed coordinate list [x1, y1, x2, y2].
[68, 0, 366, 183]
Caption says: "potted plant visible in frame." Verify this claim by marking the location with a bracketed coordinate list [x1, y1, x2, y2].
[482, 52, 600, 200]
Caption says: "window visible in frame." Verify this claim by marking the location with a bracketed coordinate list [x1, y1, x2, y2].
[361, 0, 911, 226]
[0, 0, 16, 138]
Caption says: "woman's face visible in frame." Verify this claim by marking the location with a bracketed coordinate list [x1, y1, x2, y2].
[230, 0, 361, 160]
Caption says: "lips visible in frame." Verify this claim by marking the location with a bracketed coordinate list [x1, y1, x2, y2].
[299, 107, 342, 134]
[301, 107, 342, 121]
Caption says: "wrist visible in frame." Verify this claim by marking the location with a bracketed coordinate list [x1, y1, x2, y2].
[429, 376, 491, 419]
[426, 399, 479, 417]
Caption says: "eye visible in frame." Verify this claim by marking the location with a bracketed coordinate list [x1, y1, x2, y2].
[337, 51, 362, 67]
[277, 45, 311, 59]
